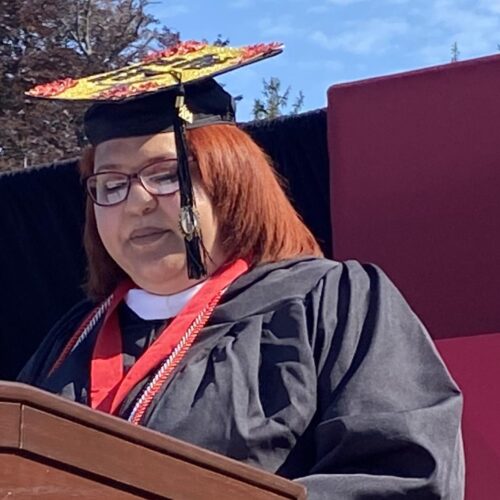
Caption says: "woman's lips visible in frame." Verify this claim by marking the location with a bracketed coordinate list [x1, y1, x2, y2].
[129, 227, 170, 245]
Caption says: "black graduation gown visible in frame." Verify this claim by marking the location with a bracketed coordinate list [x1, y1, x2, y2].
[18, 258, 464, 499]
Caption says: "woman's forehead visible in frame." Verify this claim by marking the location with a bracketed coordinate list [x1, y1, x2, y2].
[94, 132, 177, 170]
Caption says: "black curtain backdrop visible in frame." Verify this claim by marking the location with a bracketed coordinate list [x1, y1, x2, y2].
[242, 109, 331, 256]
[0, 161, 87, 380]
[0, 108, 330, 380]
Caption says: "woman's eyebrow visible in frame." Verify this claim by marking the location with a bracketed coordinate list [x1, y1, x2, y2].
[94, 155, 177, 173]
[94, 162, 122, 173]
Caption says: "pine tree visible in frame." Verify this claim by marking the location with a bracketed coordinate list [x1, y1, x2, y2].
[451, 41, 460, 62]
[252, 77, 305, 121]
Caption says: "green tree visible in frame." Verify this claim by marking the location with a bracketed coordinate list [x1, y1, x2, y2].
[252, 77, 305, 121]
[0, 0, 178, 171]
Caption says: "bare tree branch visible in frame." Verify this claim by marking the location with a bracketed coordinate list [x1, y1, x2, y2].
[0, 0, 179, 170]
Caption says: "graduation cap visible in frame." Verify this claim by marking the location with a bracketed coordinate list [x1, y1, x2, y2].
[26, 41, 283, 280]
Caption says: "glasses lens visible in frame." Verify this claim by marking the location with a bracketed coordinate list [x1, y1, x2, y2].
[87, 173, 129, 206]
[141, 161, 180, 196]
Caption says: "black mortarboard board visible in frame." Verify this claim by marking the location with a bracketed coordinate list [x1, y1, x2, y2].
[26, 41, 283, 279]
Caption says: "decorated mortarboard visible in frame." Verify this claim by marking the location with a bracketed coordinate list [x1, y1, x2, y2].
[26, 41, 283, 279]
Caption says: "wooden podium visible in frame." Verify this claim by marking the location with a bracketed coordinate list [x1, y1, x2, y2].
[0, 382, 306, 499]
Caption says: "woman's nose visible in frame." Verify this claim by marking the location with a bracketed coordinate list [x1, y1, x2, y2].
[124, 180, 157, 214]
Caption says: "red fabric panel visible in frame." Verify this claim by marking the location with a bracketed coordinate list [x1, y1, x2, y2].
[328, 54, 500, 339]
[436, 333, 500, 499]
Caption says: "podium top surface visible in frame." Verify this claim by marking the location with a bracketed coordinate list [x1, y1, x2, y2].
[0, 382, 306, 499]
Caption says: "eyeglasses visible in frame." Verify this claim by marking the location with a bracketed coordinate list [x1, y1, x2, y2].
[85, 159, 182, 207]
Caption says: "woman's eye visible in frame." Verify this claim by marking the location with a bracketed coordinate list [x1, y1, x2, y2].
[104, 180, 128, 191]
[147, 172, 178, 185]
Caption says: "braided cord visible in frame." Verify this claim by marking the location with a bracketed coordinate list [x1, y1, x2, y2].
[47, 295, 113, 377]
[128, 290, 224, 425]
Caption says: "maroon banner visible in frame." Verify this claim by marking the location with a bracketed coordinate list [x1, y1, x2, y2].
[328, 53, 500, 340]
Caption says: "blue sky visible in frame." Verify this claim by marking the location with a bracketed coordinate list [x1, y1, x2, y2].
[149, 0, 500, 121]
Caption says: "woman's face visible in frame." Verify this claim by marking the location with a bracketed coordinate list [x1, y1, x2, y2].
[93, 132, 225, 294]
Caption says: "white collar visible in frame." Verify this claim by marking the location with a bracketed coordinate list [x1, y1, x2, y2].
[125, 282, 205, 320]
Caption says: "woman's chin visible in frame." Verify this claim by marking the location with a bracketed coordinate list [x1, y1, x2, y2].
[128, 262, 191, 294]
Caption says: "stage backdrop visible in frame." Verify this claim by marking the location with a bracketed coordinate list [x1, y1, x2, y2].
[0, 109, 331, 380]
[328, 53, 500, 340]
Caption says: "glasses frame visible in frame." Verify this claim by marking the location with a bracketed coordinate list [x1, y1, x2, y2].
[85, 158, 182, 207]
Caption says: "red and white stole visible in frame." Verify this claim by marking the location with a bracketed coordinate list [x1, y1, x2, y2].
[49, 259, 249, 422]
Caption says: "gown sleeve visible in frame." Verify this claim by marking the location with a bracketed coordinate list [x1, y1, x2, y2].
[16, 299, 94, 385]
[297, 261, 464, 499]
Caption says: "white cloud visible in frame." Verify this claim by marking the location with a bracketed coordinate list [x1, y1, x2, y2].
[308, 0, 409, 14]
[309, 0, 499, 62]
[296, 59, 344, 72]
[258, 16, 303, 37]
[415, 0, 500, 62]
[479, 0, 500, 15]
[429, 0, 498, 31]
[310, 18, 410, 55]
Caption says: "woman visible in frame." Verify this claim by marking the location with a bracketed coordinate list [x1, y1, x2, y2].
[20, 43, 464, 498]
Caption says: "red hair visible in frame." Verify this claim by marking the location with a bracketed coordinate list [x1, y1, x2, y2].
[80, 124, 322, 300]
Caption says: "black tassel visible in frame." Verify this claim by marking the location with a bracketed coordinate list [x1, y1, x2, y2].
[173, 85, 207, 279]
[185, 233, 206, 279]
